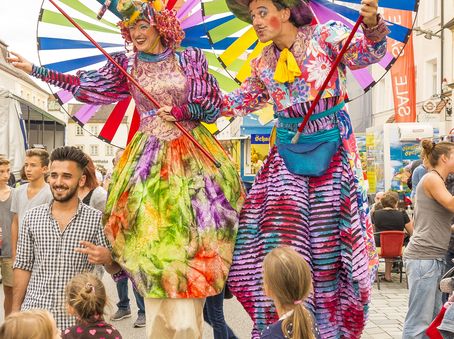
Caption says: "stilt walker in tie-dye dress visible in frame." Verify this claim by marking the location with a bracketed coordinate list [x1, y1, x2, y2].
[9, 1, 245, 337]
[221, 0, 389, 338]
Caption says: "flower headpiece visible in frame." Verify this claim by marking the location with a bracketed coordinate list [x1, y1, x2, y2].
[117, 0, 164, 27]
[114, 0, 185, 50]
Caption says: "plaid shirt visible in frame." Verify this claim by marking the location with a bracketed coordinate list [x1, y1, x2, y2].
[13, 200, 111, 330]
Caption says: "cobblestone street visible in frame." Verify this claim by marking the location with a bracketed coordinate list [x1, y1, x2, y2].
[0, 271, 410, 338]
[364, 276, 409, 338]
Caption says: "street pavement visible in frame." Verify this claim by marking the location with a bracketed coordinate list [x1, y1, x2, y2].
[0, 270, 409, 338]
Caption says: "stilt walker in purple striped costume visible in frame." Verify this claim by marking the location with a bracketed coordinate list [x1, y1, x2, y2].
[221, 0, 389, 338]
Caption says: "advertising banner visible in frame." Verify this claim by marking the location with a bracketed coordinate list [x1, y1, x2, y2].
[250, 134, 270, 174]
[383, 9, 417, 122]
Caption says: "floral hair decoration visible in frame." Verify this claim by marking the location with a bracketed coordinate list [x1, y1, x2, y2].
[116, 0, 185, 50]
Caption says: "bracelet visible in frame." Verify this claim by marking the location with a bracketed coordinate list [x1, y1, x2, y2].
[111, 269, 128, 282]
[31, 64, 48, 79]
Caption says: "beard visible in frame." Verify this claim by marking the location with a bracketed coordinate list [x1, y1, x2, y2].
[51, 184, 78, 202]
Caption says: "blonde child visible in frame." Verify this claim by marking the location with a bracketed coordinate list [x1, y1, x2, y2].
[261, 247, 320, 339]
[63, 273, 122, 339]
[0, 309, 61, 339]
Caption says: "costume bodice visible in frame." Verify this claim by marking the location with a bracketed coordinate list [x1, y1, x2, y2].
[130, 51, 189, 115]
[129, 50, 197, 139]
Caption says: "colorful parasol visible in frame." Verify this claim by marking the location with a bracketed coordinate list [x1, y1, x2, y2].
[36, 0, 419, 147]
[200, 0, 419, 96]
[37, 0, 237, 147]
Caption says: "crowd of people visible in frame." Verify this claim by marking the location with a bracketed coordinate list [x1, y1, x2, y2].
[368, 140, 454, 338]
[0, 0, 402, 338]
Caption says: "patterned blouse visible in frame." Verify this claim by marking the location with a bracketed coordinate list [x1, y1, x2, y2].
[222, 19, 389, 117]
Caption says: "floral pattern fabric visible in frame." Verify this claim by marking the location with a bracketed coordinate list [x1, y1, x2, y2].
[221, 20, 388, 338]
[31, 47, 245, 299]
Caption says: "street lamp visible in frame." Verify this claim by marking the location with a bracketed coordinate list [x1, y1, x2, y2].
[413, 27, 442, 40]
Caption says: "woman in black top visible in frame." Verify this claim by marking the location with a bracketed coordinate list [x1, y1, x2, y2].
[372, 191, 413, 281]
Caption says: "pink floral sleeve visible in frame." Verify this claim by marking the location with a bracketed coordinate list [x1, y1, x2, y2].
[316, 17, 390, 70]
[221, 58, 270, 117]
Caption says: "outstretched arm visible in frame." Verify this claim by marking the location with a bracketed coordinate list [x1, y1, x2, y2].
[8, 51, 130, 105]
[318, 0, 390, 70]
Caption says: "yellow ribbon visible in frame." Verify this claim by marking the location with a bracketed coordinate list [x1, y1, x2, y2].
[273, 48, 302, 83]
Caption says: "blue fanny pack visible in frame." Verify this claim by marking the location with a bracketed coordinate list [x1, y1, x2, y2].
[276, 102, 343, 177]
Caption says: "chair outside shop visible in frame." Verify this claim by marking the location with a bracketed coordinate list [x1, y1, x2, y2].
[375, 231, 406, 290]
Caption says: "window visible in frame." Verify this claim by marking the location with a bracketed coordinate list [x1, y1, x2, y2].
[423, 0, 439, 22]
[75, 145, 84, 152]
[431, 0, 438, 20]
[76, 125, 84, 136]
[90, 145, 99, 156]
[90, 125, 98, 135]
[105, 145, 114, 156]
[429, 60, 438, 95]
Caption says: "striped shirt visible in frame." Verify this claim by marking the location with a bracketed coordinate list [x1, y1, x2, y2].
[13, 201, 110, 330]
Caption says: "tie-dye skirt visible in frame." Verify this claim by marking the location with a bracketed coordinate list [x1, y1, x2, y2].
[104, 124, 245, 299]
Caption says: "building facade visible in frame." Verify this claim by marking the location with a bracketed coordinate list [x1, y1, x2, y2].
[370, 0, 454, 131]
[66, 104, 128, 171]
[0, 39, 67, 172]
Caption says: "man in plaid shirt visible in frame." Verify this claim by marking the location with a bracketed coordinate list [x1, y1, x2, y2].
[12, 146, 120, 330]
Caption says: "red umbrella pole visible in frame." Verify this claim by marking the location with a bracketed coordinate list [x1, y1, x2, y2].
[291, 16, 364, 144]
[48, 0, 221, 168]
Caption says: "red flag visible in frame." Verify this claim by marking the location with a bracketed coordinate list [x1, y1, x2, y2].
[383, 9, 417, 122]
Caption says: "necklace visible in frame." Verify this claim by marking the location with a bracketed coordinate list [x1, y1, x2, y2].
[137, 48, 172, 62]
[432, 169, 445, 182]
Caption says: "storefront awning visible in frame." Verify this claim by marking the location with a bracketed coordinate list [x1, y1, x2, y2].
[9, 93, 65, 125]
[241, 114, 274, 135]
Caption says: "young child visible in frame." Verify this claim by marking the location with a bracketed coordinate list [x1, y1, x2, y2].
[0, 309, 61, 339]
[0, 157, 14, 317]
[261, 247, 320, 339]
[63, 272, 122, 339]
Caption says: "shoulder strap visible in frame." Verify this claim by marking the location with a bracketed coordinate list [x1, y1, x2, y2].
[82, 189, 95, 205]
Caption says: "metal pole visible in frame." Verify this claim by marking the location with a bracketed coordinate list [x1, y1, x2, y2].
[42, 113, 45, 145]
[441, 0, 445, 93]
[54, 121, 57, 149]
[27, 106, 30, 147]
